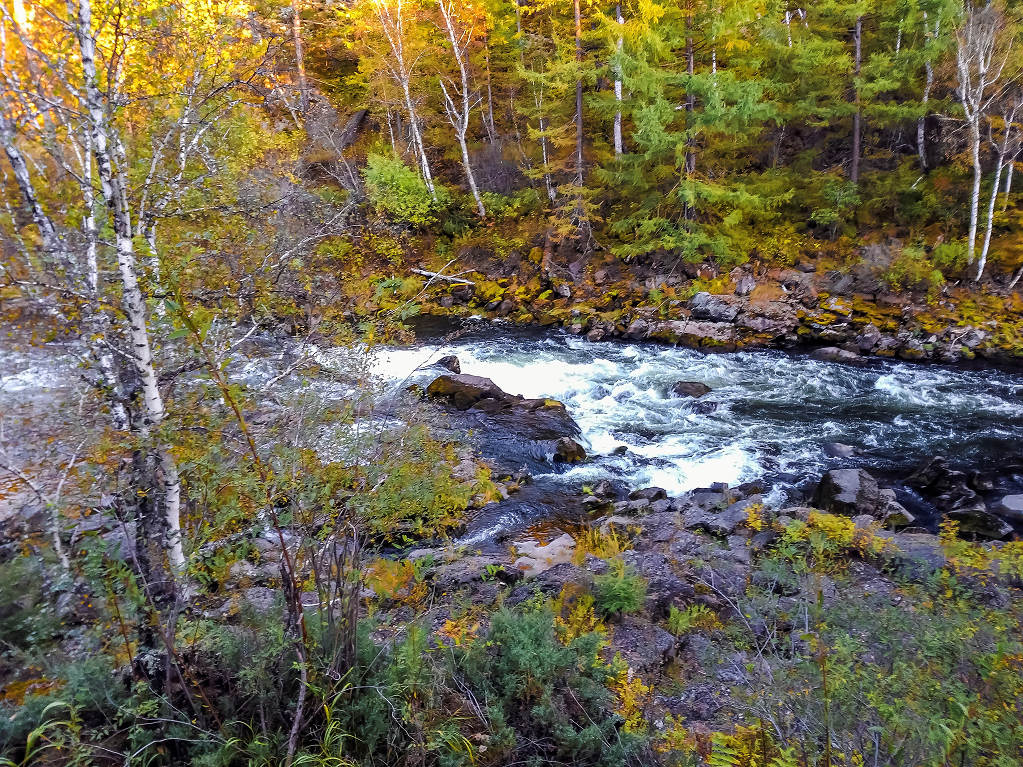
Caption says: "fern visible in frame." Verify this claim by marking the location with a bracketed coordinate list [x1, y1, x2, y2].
[708, 732, 742, 767]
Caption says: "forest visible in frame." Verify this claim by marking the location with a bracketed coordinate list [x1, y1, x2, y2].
[1, 0, 1023, 764]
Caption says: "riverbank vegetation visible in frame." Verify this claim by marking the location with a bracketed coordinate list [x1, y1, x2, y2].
[1, 0, 1023, 764]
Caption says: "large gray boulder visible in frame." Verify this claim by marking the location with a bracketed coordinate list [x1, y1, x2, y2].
[427, 373, 508, 409]
[689, 291, 741, 322]
[814, 469, 881, 516]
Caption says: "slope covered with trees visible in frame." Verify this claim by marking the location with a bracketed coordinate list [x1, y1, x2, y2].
[1, 0, 1023, 765]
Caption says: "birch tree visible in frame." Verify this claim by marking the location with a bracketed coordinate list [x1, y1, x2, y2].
[955, 1, 1009, 274]
[369, 0, 438, 199]
[437, 0, 487, 217]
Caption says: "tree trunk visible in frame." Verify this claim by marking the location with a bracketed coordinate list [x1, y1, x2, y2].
[976, 149, 1003, 280]
[573, 0, 586, 230]
[74, 0, 186, 582]
[850, 16, 862, 184]
[613, 2, 624, 157]
[967, 120, 982, 265]
[437, 0, 486, 217]
[291, 0, 308, 115]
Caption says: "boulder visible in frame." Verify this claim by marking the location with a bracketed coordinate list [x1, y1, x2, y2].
[688, 292, 740, 323]
[671, 381, 712, 399]
[683, 496, 761, 536]
[811, 346, 864, 365]
[609, 616, 676, 672]
[435, 355, 461, 373]
[629, 486, 668, 502]
[946, 508, 1013, 540]
[512, 533, 576, 576]
[648, 320, 737, 348]
[553, 436, 586, 463]
[736, 301, 798, 336]
[814, 469, 881, 516]
[993, 494, 1023, 522]
[734, 274, 756, 296]
[427, 373, 508, 410]
[823, 442, 857, 458]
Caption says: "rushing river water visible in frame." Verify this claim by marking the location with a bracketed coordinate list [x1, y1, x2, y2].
[5, 320, 1023, 538]
[377, 319, 1023, 512]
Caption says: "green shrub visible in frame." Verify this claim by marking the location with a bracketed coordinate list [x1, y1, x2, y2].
[362, 152, 446, 228]
[883, 244, 946, 300]
[592, 561, 647, 618]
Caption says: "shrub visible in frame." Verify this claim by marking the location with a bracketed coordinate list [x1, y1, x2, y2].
[362, 152, 446, 228]
[592, 561, 647, 618]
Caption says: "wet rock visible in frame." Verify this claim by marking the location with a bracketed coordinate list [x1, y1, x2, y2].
[993, 494, 1023, 522]
[554, 436, 586, 463]
[823, 442, 857, 458]
[630, 486, 668, 502]
[609, 616, 676, 672]
[734, 274, 756, 296]
[670, 381, 712, 398]
[592, 479, 618, 499]
[905, 456, 988, 519]
[435, 355, 461, 373]
[795, 260, 817, 273]
[814, 469, 881, 516]
[688, 292, 740, 322]
[810, 346, 864, 365]
[946, 508, 1013, 540]
[427, 373, 507, 409]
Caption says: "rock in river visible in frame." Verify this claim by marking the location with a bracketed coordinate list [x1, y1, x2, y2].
[993, 494, 1023, 522]
[814, 468, 881, 516]
[671, 381, 712, 399]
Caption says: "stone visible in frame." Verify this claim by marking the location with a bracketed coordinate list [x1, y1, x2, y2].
[629, 486, 668, 502]
[670, 381, 712, 399]
[625, 318, 651, 339]
[427, 373, 507, 410]
[814, 469, 881, 516]
[734, 274, 756, 296]
[688, 292, 740, 322]
[823, 442, 857, 458]
[609, 616, 676, 672]
[511, 533, 577, 576]
[434, 554, 519, 590]
[683, 495, 761, 536]
[592, 479, 618, 499]
[993, 494, 1023, 522]
[810, 346, 864, 365]
[435, 355, 460, 373]
[553, 436, 586, 463]
[946, 509, 1013, 540]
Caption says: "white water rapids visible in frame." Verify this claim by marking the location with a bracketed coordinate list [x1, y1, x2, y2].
[374, 321, 1023, 507]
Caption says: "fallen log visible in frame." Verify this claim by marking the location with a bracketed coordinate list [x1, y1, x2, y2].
[411, 268, 475, 285]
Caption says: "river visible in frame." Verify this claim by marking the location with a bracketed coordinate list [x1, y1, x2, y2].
[375, 318, 1023, 526]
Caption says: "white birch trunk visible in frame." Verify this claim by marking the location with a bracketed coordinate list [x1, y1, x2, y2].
[613, 2, 624, 157]
[74, 0, 185, 579]
[437, 0, 486, 217]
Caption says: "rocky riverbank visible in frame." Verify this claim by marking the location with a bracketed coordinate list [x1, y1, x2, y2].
[373, 240, 1023, 366]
